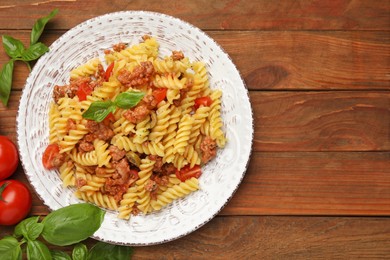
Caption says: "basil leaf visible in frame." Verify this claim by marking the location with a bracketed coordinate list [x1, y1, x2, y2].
[31, 8, 59, 45]
[0, 60, 14, 106]
[72, 243, 88, 260]
[82, 101, 115, 122]
[14, 216, 44, 241]
[27, 240, 51, 260]
[0, 236, 22, 260]
[50, 250, 71, 260]
[2, 35, 25, 58]
[41, 203, 105, 246]
[114, 91, 145, 109]
[87, 242, 133, 260]
[21, 42, 49, 61]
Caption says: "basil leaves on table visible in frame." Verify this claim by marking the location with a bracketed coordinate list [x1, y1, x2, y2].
[82, 91, 145, 122]
[0, 236, 22, 260]
[42, 203, 105, 246]
[0, 203, 134, 260]
[0, 8, 58, 106]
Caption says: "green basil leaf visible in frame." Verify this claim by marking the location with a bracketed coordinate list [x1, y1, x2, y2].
[87, 242, 133, 260]
[72, 243, 88, 260]
[21, 42, 49, 61]
[14, 216, 43, 241]
[41, 203, 105, 246]
[114, 91, 145, 109]
[82, 101, 115, 122]
[0, 60, 14, 106]
[31, 9, 59, 45]
[27, 240, 52, 260]
[0, 236, 22, 260]
[2, 35, 25, 58]
[50, 250, 71, 260]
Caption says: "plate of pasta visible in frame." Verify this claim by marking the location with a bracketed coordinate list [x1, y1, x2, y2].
[17, 11, 253, 246]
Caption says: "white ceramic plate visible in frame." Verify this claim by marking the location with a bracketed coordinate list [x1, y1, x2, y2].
[17, 11, 253, 246]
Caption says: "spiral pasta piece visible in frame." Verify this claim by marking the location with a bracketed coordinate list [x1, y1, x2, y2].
[173, 114, 194, 155]
[118, 186, 138, 219]
[70, 58, 101, 79]
[150, 177, 199, 211]
[111, 135, 164, 157]
[75, 190, 118, 210]
[59, 161, 75, 187]
[209, 90, 226, 148]
[93, 139, 111, 167]
[149, 101, 171, 143]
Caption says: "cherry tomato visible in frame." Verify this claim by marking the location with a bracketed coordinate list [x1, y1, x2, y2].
[0, 136, 19, 181]
[194, 96, 212, 109]
[104, 62, 115, 81]
[175, 165, 202, 182]
[76, 82, 93, 101]
[42, 143, 61, 170]
[0, 180, 32, 225]
[152, 88, 167, 104]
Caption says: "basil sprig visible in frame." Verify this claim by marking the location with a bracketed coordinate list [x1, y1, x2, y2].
[0, 203, 133, 260]
[0, 9, 58, 106]
[83, 91, 145, 122]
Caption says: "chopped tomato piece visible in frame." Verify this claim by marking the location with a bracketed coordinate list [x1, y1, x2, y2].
[42, 144, 61, 170]
[152, 88, 167, 104]
[102, 112, 115, 126]
[130, 169, 139, 179]
[76, 82, 93, 101]
[104, 62, 115, 81]
[194, 96, 212, 109]
[175, 165, 202, 182]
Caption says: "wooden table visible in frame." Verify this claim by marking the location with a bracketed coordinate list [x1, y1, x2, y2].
[1, 0, 389, 258]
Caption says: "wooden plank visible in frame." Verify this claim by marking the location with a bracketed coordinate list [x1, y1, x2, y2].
[0, 31, 389, 91]
[2, 90, 389, 152]
[252, 91, 390, 151]
[0, 0, 389, 30]
[1, 216, 389, 258]
[8, 151, 390, 217]
[223, 151, 390, 216]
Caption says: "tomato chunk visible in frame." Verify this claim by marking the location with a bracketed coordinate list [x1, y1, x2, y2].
[175, 165, 202, 182]
[152, 88, 167, 104]
[76, 82, 93, 101]
[42, 144, 61, 170]
[194, 96, 212, 109]
[104, 62, 115, 81]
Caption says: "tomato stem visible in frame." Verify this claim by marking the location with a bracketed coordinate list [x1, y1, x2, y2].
[0, 182, 9, 202]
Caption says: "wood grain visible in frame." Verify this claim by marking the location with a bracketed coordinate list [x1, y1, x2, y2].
[252, 91, 390, 151]
[0, 0, 389, 30]
[1, 216, 389, 259]
[1, 30, 388, 91]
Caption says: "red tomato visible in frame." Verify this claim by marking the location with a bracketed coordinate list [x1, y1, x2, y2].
[194, 96, 212, 109]
[152, 88, 167, 104]
[104, 62, 115, 81]
[102, 112, 115, 126]
[175, 165, 202, 182]
[42, 144, 60, 170]
[0, 136, 19, 181]
[76, 82, 93, 101]
[130, 169, 139, 179]
[0, 180, 32, 225]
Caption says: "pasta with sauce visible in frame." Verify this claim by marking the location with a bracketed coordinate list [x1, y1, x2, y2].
[42, 35, 226, 220]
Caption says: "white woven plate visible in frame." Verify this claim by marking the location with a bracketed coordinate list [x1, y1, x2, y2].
[17, 11, 253, 246]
